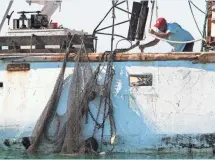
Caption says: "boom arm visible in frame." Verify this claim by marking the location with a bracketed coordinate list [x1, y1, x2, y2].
[0, 0, 14, 33]
[26, 0, 62, 21]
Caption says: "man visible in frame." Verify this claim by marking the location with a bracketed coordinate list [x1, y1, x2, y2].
[139, 17, 194, 52]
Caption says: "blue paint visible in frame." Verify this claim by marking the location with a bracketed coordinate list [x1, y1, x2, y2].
[0, 60, 215, 153]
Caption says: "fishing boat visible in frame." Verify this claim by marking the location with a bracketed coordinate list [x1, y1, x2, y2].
[0, 0, 215, 155]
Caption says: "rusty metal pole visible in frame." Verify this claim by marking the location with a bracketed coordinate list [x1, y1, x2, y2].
[111, 0, 116, 52]
[201, 1, 209, 51]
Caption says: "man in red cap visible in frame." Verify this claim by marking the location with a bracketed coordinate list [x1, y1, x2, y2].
[139, 17, 194, 52]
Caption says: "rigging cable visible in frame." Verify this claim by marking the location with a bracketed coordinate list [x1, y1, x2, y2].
[149, 0, 155, 29]
[125, 0, 130, 20]
[189, 0, 206, 15]
[155, 0, 158, 19]
[115, 38, 132, 49]
[149, 34, 206, 44]
[143, 0, 155, 41]
[188, 0, 203, 37]
[201, 1, 209, 51]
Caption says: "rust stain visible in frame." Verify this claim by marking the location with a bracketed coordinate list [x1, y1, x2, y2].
[3, 52, 215, 64]
[199, 53, 215, 63]
[1, 69, 30, 125]
[6, 71, 30, 75]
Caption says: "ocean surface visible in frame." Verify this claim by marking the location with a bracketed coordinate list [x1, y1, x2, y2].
[1, 151, 215, 159]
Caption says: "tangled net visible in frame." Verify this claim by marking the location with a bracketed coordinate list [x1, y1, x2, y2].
[26, 35, 116, 155]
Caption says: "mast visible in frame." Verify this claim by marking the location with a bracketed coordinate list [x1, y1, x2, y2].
[111, 0, 116, 52]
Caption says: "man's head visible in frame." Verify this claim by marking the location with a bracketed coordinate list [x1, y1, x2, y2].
[154, 17, 167, 32]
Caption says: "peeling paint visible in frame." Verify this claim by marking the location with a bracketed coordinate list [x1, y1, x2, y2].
[0, 60, 215, 153]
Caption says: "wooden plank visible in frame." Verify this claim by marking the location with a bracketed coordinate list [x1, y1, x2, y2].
[0, 48, 94, 54]
[1, 52, 201, 62]
[199, 53, 215, 63]
[0, 48, 77, 53]
[0, 35, 94, 47]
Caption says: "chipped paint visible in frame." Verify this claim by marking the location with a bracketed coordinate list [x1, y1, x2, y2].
[0, 60, 215, 153]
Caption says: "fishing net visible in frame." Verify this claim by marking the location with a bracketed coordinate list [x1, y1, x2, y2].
[26, 36, 116, 155]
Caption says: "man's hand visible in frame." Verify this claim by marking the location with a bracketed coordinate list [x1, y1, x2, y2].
[136, 41, 140, 46]
[139, 44, 145, 52]
[149, 28, 156, 35]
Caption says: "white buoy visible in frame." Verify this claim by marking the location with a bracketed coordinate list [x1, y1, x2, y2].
[99, 152, 106, 155]
[111, 135, 117, 145]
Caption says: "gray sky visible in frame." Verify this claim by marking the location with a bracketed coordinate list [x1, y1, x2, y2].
[0, 0, 206, 52]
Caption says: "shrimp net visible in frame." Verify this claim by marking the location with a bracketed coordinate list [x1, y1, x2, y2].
[26, 36, 116, 155]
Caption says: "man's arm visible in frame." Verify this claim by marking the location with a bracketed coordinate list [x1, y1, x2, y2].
[139, 39, 159, 52]
[153, 31, 172, 39]
[150, 29, 172, 39]
[139, 38, 160, 48]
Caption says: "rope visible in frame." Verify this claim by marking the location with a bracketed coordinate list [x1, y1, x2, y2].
[125, 0, 130, 20]
[88, 50, 116, 153]
[155, 0, 158, 19]
[189, 0, 206, 14]
[149, 0, 155, 29]
[201, 2, 209, 51]
[115, 38, 132, 49]
[188, 0, 203, 37]
[149, 33, 206, 44]
[42, 34, 76, 145]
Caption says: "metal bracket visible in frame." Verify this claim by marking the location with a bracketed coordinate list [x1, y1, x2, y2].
[93, 0, 131, 52]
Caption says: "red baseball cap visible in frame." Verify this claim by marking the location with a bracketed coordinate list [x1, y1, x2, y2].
[154, 18, 167, 28]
